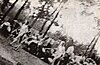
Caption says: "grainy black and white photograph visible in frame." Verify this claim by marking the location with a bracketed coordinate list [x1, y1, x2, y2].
[0, 0, 100, 65]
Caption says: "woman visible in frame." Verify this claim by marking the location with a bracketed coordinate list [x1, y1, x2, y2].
[51, 41, 65, 65]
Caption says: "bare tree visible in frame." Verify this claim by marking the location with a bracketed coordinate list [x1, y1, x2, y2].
[13, 0, 28, 20]
[39, 2, 62, 33]
[31, 1, 47, 27]
[42, 9, 60, 38]
[10, 0, 28, 31]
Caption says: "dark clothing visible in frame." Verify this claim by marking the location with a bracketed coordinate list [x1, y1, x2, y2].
[1, 0, 9, 12]
[0, 25, 10, 37]
[59, 54, 70, 65]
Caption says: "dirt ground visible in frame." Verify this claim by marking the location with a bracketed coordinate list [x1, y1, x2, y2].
[0, 34, 48, 65]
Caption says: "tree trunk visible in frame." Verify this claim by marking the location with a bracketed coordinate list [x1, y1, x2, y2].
[39, 20, 47, 33]
[89, 35, 100, 57]
[13, 0, 28, 20]
[39, 3, 61, 33]
[31, 1, 47, 27]
[0, 0, 18, 24]
[42, 10, 60, 38]
[83, 31, 100, 56]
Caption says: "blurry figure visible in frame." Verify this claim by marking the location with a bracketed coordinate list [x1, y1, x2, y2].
[74, 54, 85, 65]
[85, 58, 97, 65]
[66, 45, 75, 59]
[8, 28, 20, 41]
[10, 20, 29, 45]
[0, 21, 11, 32]
[12, 20, 22, 30]
[0, 21, 11, 37]
[37, 37, 45, 46]
[59, 53, 70, 65]
[12, 29, 32, 50]
[66, 45, 74, 54]
[21, 36, 39, 54]
[51, 41, 65, 65]
[45, 39, 53, 48]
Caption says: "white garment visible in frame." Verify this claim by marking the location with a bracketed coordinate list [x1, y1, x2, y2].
[74, 55, 83, 64]
[66, 46, 74, 54]
[19, 24, 28, 34]
[53, 45, 65, 57]
[51, 45, 65, 65]
[7, 26, 11, 32]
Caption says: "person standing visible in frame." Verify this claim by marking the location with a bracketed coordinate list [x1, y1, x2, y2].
[51, 41, 65, 65]
[10, 20, 29, 45]
[0, 21, 11, 37]
[0, 21, 11, 32]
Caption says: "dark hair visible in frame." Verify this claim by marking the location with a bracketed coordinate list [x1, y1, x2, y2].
[39, 32, 42, 35]
[28, 26, 31, 29]
[79, 53, 82, 56]
[25, 21, 29, 25]
[17, 62, 22, 65]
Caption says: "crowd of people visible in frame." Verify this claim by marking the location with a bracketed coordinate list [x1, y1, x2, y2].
[0, 18, 98, 65]
[0, 0, 99, 65]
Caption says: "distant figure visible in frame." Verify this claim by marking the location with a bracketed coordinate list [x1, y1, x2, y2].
[74, 54, 84, 64]
[66, 45, 75, 62]
[10, 20, 29, 45]
[85, 58, 97, 65]
[59, 53, 70, 65]
[10, 28, 20, 39]
[0, 21, 11, 37]
[66, 45, 74, 55]
[0, 21, 11, 32]
[51, 41, 65, 65]
[12, 20, 22, 30]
